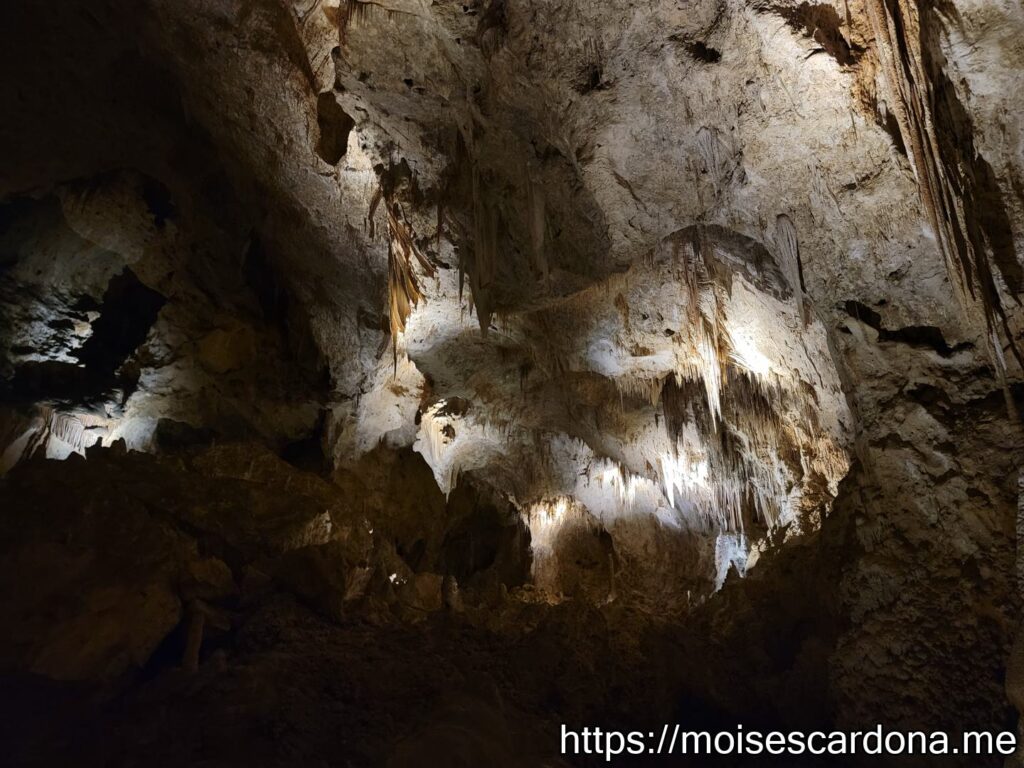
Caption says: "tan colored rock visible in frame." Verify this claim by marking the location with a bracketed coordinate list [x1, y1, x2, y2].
[182, 556, 237, 603]
[196, 325, 258, 374]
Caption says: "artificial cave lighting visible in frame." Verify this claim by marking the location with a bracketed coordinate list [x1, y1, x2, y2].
[413, 397, 512, 499]
[526, 496, 573, 559]
[418, 400, 452, 467]
[414, 400, 461, 496]
[397, 225, 852, 590]
[714, 532, 749, 590]
[596, 462, 644, 508]
[37, 408, 108, 460]
[728, 329, 774, 379]
[658, 448, 710, 509]
[8, 0, 1020, 754]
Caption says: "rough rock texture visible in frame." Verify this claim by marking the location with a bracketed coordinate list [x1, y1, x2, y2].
[2, 0, 1024, 766]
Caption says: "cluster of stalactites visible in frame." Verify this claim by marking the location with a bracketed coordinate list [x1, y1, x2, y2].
[592, 459, 648, 509]
[658, 237, 818, 529]
[416, 401, 461, 496]
[581, 347, 816, 532]
[573, 238, 812, 531]
[544, 234, 787, 422]
[28, 408, 108, 462]
[557, 430, 788, 533]
[613, 375, 663, 406]
[865, 0, 1022, 386]
[657, 364, 805, 532]
[656, 436, 789, 533]
[368, 186, 436, 369]
[525, 496, 591, 558]
[49, 411, 88, 451]
[670, 234, 734, 426]
[415, 400, 514, 498]
[338, 0, 401, 45]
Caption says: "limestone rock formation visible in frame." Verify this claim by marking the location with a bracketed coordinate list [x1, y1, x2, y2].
[1, 0, 1023, 766]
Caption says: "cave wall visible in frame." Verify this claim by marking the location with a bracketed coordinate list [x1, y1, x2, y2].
[1, 0, 1023, 761]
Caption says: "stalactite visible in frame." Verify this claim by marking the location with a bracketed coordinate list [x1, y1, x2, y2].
[696, 125, 722, 182]
[678, 234, 702, 328]
[454, 123, 498, 334]
[865, 0, 1022, 379]
[613, 375, 663, 406]
[774, 214, 808, 325]
[657, 365, 802, 533]
[435, 197, 444, 254]
[49, 412, 86, 451]
[370, 185, 436, 370]
[419, 405, 451, 468]
[525, 165, 548, 285]
[416, 401, 470, 496]
[526, 496, 593, 566]
[694, 331, 723, 426]
[416, 401, 514, 498]
[338, 0, 379, 44]
[337, 0, 406, 45]
[470, 173, 498, 332]
[667, 231, 731, 425]
[594, 461, 645, 509]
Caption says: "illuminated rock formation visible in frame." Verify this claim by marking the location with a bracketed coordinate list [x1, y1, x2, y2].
[0, 0, 1022, 765]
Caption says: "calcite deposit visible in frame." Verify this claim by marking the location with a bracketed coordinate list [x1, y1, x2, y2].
[1, 0, 1022, 766]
